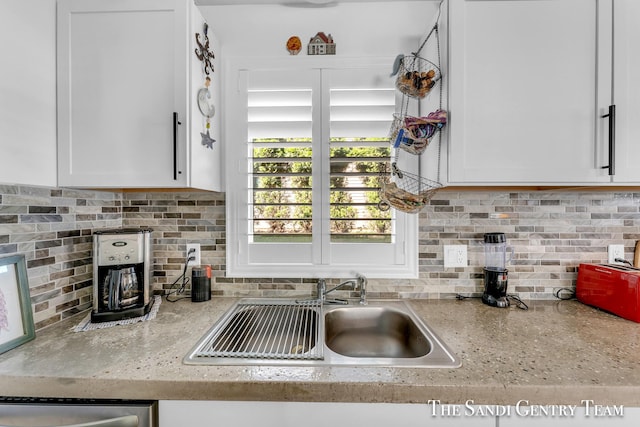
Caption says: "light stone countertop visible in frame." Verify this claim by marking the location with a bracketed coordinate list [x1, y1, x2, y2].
[1, 297, 639, 405]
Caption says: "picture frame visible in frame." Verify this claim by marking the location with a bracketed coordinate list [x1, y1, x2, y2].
[0, 254, 35, 355]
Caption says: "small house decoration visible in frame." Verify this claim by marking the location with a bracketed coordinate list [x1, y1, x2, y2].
[307, 32, 335, 55]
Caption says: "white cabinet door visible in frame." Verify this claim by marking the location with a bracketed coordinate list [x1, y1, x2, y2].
[499, 405, 639, 426]
[57, 0, 222, 190]
[57, 0, 187, 188]
[447, 0, 609, 185]
[609, 0, 640, 183]
[0, 0, 57, 187]
[159, 401, 495, 427]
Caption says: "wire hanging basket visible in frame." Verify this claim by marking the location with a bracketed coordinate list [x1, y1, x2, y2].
[395, 54, 441, 99]
[389, 109, 447, 155]
[378, 164, 443, 214]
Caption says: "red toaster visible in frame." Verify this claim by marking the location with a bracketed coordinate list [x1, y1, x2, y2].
[576, 263, 640, 322]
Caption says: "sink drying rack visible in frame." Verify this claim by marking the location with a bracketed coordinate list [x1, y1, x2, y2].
[189, 299, 323, 361]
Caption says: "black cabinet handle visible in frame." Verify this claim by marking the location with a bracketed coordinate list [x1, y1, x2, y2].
[601, 104, 616, 176]
[173, 112, 182, 180]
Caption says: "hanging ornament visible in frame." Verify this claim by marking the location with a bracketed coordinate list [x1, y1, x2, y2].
[195, 23, 215, 75]
[194, 22, 216, 149]
[197, 77, 216, 149]
[200, 130, 216, 149]
[197, 77, 215, 118]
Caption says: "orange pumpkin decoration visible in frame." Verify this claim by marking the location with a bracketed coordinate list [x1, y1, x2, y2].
[286, 36, 302, 55]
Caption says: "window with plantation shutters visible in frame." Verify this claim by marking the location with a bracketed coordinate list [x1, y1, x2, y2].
[248, 72, 315, 243]
[226, 58, 418, 278]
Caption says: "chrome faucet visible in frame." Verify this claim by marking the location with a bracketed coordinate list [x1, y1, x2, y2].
[316, 274, 368, 305]
[316, 279, 327, 301]
[316, 278, 351, 305]
[356, 273, 367, 305]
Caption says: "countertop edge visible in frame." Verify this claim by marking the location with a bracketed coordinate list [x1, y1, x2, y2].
[3, 376, 640, 406]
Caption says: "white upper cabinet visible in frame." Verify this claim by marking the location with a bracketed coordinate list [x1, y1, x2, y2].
[608, 0, 640, 183]
[57, 0, 222, 190]
[0, 0, 57, 187]
[447, 0, 610, 185]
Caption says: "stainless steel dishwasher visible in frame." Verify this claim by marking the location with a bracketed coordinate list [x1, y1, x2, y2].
[0, 398, 157, 427]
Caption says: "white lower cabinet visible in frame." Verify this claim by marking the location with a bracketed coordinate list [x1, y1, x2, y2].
[160, 401, 640, 427]
[158, 401, 494, 427]
[499, 405, 640, 426]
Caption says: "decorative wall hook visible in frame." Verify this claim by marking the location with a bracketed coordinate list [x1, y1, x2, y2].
[195, 23, 215, 75]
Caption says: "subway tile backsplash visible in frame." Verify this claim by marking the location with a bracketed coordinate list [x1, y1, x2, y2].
[0, 185, 121, 329]
[1, 184, 639, 330]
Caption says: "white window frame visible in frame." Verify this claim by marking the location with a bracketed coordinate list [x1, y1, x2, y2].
[224, 56, 418, 279]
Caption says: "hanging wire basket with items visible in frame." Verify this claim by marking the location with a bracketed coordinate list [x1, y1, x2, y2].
[391, 21, 442, 100]
[394, 56, 441, 99]
[380, 5, 445, 215]
[389, 109, 447, 155]
[378, 163, 443, 214]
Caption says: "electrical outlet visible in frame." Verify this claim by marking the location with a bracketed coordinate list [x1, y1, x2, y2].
[186, 243, 201, 266]
[444, 245, 467, 268]
[608, 244, 625, 264]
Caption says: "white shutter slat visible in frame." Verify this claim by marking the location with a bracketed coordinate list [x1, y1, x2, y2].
[248, 90, 312, 107]
[249, 122, 312, 140]
[330, 89, 395, 106]
[249, 106, 312, 122]
[329, 122, 392, 138]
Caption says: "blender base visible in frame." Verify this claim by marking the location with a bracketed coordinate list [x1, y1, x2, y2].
[482, 293, 510, 308]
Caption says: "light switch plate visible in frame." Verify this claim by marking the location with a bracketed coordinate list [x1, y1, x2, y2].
[608, 244, 625, 264]
[444, 245, 467, 268]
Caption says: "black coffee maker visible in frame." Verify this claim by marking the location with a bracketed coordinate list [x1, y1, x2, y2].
[92, 228, 154, 322]
[482, 232, 511, 308]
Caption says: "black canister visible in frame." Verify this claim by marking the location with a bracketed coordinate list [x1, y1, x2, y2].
[191, 265, 211, 302]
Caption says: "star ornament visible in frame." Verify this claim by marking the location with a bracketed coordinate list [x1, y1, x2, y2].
[201, 130, 216, 149]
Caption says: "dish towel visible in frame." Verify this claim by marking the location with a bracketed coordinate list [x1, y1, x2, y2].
[72, 295, 161, 332]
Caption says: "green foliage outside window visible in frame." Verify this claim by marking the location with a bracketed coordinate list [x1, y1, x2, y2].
[252, 139, 391, 241]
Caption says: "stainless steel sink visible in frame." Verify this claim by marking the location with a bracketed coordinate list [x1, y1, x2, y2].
[184, 299, 460, 368]
[324, 305, 430, 358]
[322, 301, 460, 367]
